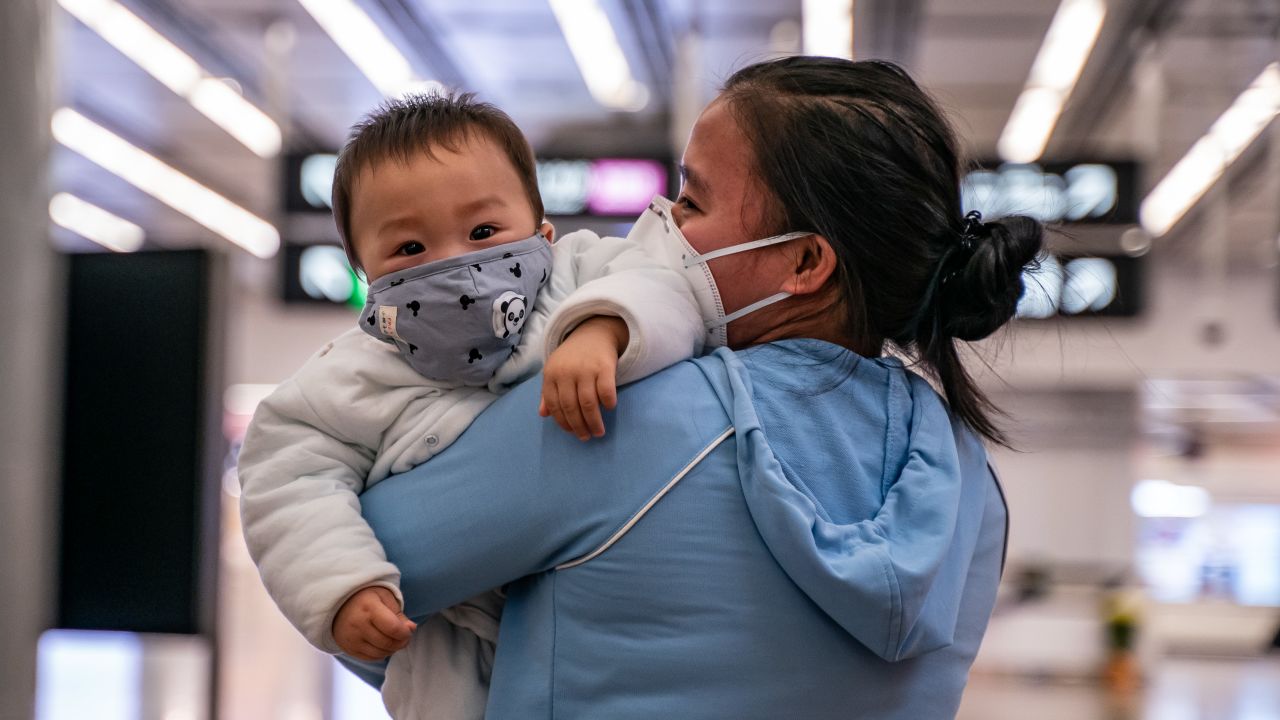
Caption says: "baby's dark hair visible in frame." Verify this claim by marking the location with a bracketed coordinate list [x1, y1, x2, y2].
[331, 92, 544, 274]
[722, 57, 1043, 446]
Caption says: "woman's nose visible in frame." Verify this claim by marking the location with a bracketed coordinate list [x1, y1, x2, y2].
[670, 202, 685, 228]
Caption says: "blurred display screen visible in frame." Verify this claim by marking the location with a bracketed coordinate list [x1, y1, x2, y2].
[963, 161, 1138, 225]
[1016, 253, 1144, 319]
[282, 242, 366, 308]
[1134, 498, 1280, 607]
[284, 153, 672, 219]
[284, 152, 339, 212]
[537, 158, 671, 217]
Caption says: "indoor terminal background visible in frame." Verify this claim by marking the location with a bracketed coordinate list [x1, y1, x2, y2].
[2, 0, 1279, 718]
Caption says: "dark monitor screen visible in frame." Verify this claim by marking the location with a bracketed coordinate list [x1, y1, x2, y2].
[58, 249, 221, 635]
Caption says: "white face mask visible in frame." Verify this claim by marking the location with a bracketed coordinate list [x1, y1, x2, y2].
[625, 195, 811, 348]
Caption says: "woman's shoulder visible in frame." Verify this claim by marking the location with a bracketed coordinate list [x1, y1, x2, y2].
[624, 353, 736, 423]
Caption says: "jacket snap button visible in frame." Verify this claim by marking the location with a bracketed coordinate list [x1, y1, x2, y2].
[425, 435, 439, 446]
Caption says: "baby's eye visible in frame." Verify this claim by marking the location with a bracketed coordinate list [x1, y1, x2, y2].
[396, 241, 425, 256]
[470, 225, 497, 241]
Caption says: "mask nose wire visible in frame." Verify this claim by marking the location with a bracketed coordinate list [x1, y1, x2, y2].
[649, 201, 672, 233]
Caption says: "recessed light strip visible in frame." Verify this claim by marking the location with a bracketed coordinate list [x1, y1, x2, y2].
[997, 0, 1107, 163]
[57, 0, 282, 158]
[295, 0, 440, 98]
[51, 108, 280, 259]
[1140, 63, 1280, 237]
[49, 193, 145, 253]
[548, 0, 648, 111]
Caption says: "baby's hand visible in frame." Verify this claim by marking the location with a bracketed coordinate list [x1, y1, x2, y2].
[540, 316, 628, 441]
[332, 586, 416, 661]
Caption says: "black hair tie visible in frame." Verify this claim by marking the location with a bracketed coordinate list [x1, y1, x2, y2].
[894, 212, 982, 343]
[958, 210, 983, 252]
[939, 210, 985, 289]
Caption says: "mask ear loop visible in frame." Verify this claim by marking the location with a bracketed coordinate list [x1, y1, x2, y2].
[707, 291, 793, 330]
[686, 231, 811, 330]
[684, 232, 813, 268]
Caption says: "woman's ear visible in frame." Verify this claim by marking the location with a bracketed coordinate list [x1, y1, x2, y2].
[781, 234, 837, 296]
[538, 221, 556, 244]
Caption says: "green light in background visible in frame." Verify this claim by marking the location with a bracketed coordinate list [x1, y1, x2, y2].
[347, 269, 367, 310]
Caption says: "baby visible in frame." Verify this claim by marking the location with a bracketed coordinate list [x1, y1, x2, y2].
[237, 93, 703, 719]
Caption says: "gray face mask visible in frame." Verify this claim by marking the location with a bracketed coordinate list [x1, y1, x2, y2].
[360, 234, 553, 385]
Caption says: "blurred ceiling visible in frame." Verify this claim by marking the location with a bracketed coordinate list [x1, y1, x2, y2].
[49, 0, 1280, 262]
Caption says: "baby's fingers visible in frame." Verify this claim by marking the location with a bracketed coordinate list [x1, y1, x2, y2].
[556, 380, 592, 441]
[542, 381, 575, 435]
[596, 372, 618, 411]
[370, 603, 414, 643]
[347, 639, 394, 662]
[577, 378, 605, 438]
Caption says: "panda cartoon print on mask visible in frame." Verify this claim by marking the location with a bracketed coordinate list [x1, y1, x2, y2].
[492, 291, 528, 339]
[361, 234, 554, 385]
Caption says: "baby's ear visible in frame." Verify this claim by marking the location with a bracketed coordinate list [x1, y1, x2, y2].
[538, 221, 556, 244]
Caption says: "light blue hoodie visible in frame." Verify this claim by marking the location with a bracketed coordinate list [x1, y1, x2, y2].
[353, 339, 1007, 719]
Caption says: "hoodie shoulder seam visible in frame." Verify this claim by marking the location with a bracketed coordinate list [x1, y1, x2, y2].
[882, 368, 906, 498]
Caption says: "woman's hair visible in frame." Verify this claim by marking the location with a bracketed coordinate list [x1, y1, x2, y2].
[721, 56, 1043, 446]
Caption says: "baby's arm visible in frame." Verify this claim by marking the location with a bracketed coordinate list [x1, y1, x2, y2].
[538, 231, 704, 438]
[238, 340, 416, 657]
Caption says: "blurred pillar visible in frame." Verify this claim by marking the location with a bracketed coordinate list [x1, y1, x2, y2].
[852, 0, 923, 67]
[1198, 180, 1231, 343]
[0, 0, 59, 716]
[668, 29, 704, 159]
[1132, 40, 1164, 186]
[1269, 64, 1280, 258]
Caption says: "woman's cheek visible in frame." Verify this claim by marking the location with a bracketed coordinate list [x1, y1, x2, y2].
[680, 220, 717, 256]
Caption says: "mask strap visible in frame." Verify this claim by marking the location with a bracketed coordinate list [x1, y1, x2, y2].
[684, 232, 812, 268]
[707, 292, 793, 330]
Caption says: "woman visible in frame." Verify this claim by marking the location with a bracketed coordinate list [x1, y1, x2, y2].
[349, 57, 1042, 718]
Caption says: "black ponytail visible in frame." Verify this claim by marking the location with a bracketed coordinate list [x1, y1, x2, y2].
[723, 57, 1044, 446]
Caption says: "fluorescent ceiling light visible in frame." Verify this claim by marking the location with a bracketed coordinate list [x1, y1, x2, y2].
[57, 0, 282, 158]
[548, 0, 648, 111]
[49, 193, 145, 253]
[802, 0, 853, 59]
[1140, 62, 1280, 237]
[52, 108, 280, 258]
[187, 78, 283, 158]
[997, 0, 1106, 163]
[295, 0, 440, 98]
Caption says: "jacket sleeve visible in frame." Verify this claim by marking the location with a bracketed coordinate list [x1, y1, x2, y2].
[542, 230, 704, 384]
[360, 360, 734, 621]
[237, 341, 406, 654]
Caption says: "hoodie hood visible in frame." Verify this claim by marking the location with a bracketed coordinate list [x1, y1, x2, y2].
[702, 340, 995, 662]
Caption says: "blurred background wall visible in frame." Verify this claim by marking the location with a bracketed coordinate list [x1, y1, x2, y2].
[1, 0, 58, 718]
[5, 1, 1280, 719]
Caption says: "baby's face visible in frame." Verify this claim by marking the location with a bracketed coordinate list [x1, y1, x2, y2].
[350, 134, 548, 282]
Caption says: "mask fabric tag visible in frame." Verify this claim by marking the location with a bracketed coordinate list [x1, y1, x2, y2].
[377, 305, 402, 341]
